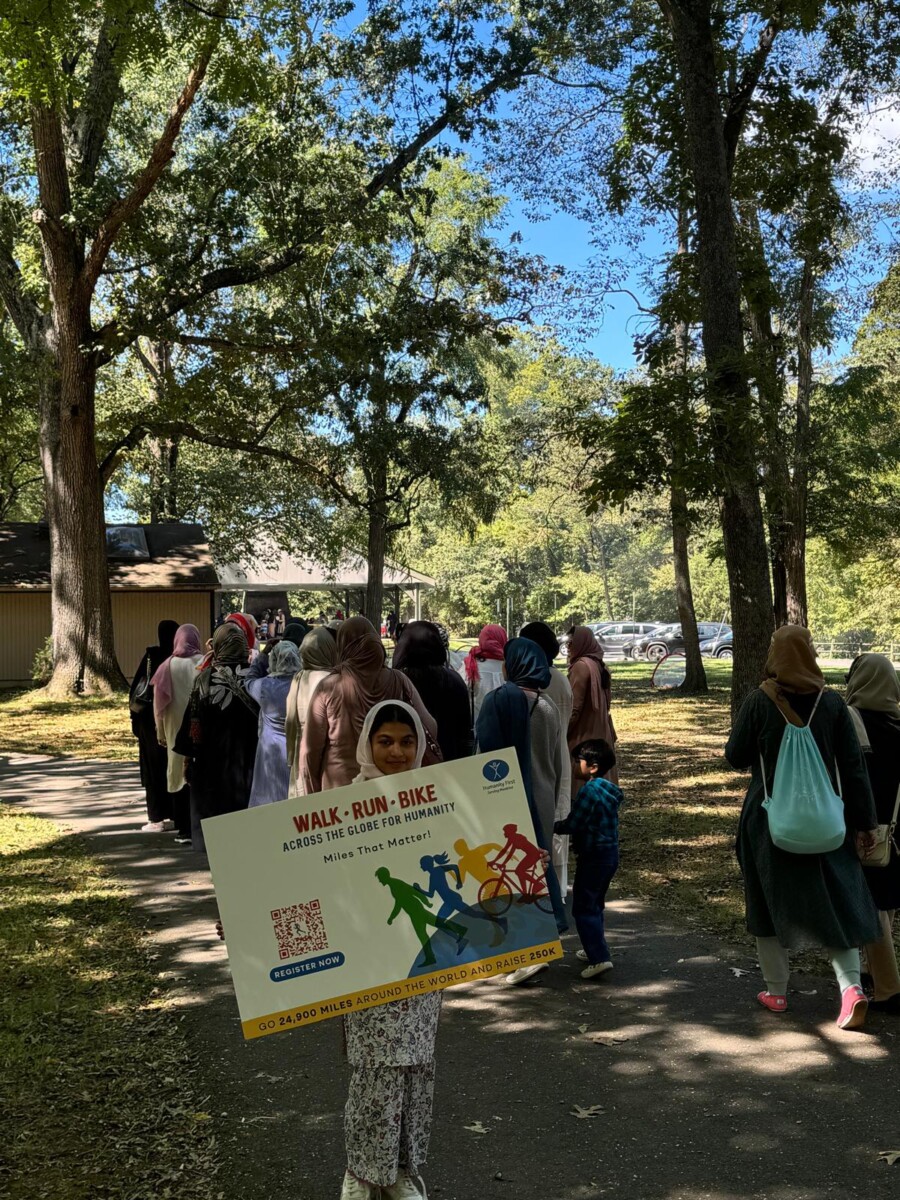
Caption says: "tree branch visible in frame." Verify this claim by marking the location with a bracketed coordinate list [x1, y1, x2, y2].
[168, 332, 311, 355]
[93, 49, 537, 361]
[71, 11, 132, 190]
[723, 9, 783, 176]
[0, 241, 41, 343]
[81, 15, 223, 293]
[98, 424, 150, 485]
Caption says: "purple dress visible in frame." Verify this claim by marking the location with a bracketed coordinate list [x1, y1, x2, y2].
[245, 657, 292, 806]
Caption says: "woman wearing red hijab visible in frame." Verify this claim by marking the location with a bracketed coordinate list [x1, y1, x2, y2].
[459, 624, 508, 720]
[566, 626, 617, 792]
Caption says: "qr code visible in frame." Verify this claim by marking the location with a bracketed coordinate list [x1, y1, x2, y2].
[271, 899, 328, 960]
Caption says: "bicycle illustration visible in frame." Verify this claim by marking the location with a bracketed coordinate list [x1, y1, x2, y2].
[476, 824, 554, 916]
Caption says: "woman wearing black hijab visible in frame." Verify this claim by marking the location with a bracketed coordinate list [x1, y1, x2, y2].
[130, 620, 179, 832]
[392, 621, 474, 761]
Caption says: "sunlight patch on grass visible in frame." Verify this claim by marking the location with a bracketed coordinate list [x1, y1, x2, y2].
[0, 690, 133, 760]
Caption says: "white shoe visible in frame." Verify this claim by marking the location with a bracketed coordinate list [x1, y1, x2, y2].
[576, 949, 588, 961]
[141, 821, 167, 833]
[581, 960, 614, 980]
[384, 1171, 427, 1198]
[340, 1172, 380, 1199]
[506, 963, 549, 986]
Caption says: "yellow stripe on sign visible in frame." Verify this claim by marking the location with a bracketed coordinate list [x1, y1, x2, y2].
[241, 941, 563, 1040]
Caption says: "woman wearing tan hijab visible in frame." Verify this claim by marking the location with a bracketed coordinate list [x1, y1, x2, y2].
[299, 617, 440, 793]
[285, 626, 340, 796]
[726, 625, 880, 1030]
[845, 653, 900, 1012]
[567, 626, 617, 792]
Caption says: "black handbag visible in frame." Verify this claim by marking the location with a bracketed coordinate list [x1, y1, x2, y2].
[129, 654, 154, 716]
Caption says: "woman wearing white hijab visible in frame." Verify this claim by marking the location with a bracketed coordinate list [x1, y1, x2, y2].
[340, 700, 440, 1200]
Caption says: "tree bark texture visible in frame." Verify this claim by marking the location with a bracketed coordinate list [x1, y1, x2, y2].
[662, 2, 774, 708]
[671, 487, 708, 694]
[365, 501, 387, 632]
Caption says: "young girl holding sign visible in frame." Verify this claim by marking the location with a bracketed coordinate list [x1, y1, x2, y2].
[341, 700, 440, 1200]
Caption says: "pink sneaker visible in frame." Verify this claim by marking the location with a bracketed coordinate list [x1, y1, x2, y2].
[837, 985, 868, 1030]
[757, 991, 787, 1013]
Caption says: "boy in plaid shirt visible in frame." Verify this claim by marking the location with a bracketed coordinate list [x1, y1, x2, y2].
[554, 738, 622, 980]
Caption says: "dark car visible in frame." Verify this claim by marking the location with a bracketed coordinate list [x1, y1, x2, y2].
[637, 622, 731, 661]
[699, 630, 733, 659]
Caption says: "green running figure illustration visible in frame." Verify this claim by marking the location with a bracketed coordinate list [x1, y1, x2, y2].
[375, 866, 468, 967]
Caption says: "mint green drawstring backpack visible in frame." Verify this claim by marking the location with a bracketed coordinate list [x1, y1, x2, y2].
[761, 690, 846, 855]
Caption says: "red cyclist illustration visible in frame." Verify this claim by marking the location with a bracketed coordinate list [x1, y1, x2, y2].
[477, 823, 554, 916]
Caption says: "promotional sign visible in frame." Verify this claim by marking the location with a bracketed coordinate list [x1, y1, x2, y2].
[203, 750, 563, 1039]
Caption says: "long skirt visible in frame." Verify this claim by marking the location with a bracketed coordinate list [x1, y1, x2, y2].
[343, 994, 440, 1187]
[135, 713, 171, 823]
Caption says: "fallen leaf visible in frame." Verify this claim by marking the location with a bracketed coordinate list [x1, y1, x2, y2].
[578, 1024, 589, 1034]
[191, 1112, 211, 1122]
[730, 968, 748, 977]
[464, 1121, 490, 1135]
[796, 989, 817, 996]
[571, 1104, 605, 1119]
[878, 1150, 900, 1166]
[589, 1034, 630, 1046]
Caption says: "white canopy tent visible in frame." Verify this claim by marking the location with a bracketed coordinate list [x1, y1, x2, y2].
[217, 549, 435, 620]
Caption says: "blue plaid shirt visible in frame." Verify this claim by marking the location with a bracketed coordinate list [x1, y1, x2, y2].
[554, 777, 623, 855]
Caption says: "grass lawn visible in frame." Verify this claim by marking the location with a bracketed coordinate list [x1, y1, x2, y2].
[0, 804, 217, 1200]
[0, 690, 133, 760]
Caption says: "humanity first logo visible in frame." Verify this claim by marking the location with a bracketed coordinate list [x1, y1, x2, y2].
[482, 759, 511, 783]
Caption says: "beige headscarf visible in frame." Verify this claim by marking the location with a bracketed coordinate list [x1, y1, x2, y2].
[845, 653, 900, 719]
[760, 625, 825, 727]
[285, 628, 339, 795]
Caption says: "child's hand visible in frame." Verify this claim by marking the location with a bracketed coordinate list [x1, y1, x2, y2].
[215, 920, 224, 941]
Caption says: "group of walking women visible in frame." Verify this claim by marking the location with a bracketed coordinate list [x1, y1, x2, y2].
[129, 613, 617, 1199]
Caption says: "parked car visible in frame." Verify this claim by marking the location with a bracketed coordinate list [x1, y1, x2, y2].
[636, 622, 732, 661]
[621, 623, 671, 659]
[699, 630, 733, 659]
[560, 620, 663, 659]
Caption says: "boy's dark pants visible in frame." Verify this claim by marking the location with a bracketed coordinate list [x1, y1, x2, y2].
[572, 852, 619, 964]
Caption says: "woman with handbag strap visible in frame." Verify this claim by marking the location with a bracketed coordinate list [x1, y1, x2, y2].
[726, 625, 881, 1029]
[846, 653, 900, 1013]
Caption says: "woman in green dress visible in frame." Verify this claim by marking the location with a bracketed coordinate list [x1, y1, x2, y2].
[725, 625, 880, 1030]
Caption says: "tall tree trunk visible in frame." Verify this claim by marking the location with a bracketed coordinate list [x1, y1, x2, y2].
[39, 343, 125, 696]
[671, 487, 708, 693]
[663, 2, 774, 710]
[365, 510, 386, 631]
[786, 259, 813, 626]
[141, 340, 181, 522]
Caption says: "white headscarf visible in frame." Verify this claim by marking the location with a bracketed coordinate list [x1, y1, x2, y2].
[353, 699, 426, 782]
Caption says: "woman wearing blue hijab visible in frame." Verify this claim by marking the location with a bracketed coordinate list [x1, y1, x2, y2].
[476, 638, 568, 961]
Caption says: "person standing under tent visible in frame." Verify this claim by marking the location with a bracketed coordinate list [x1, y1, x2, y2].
[151, 623, 205, 843]
[520, 621, 574, 891]
[725, 625, 880, 1030]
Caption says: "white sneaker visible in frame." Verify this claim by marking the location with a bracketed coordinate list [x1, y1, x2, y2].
[141, 821, 167, 833]
[506, 963, 549, 986]
[340, 1172, 380, 1199]
[384, 1171, 427, 1198]
[576, 949, 588, 961]
[581, 960, 614, 980]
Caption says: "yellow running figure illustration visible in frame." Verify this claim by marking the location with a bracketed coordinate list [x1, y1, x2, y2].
[375, 866, 468, 968]
[453, 838, 503, 886]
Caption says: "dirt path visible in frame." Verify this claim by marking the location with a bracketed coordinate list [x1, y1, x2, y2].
[2, 751, 898, 1200]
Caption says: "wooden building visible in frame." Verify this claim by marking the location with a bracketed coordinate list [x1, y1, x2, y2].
[0, 523, 219, 686]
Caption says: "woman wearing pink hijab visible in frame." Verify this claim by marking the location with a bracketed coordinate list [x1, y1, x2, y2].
[459, 624, 508, 720]
[152, 623, 205, 843]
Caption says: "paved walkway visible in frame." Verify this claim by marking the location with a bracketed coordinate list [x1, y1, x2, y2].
[2, 752, 898, 1200]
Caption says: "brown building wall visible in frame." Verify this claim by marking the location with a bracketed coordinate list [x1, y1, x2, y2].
[0, 590, 214, 686]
